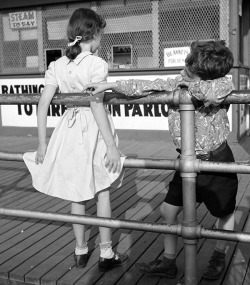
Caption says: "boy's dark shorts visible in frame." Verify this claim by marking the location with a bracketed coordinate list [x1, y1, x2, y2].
[165, 141, 238, 218]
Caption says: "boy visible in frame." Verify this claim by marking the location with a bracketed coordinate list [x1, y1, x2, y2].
[83, 40, 237, 280]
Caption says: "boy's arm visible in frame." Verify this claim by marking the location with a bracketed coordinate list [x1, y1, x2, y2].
[114, 78, 178, 96]
[188, 77, 234, 106]
[83, 78, 180, 96]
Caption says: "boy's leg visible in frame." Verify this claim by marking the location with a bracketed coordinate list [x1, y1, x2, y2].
[216, 213, 234, 251]
[203, 213, 234, 280]
[135, 202, 180, 278]
[198, 143, 237, 280]
[161, 202, 180, 258]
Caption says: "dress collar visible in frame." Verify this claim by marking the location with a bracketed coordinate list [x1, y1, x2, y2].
[67, 51, 92, 65]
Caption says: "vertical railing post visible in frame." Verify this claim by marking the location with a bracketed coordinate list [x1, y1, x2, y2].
[179, 89, 198, 284]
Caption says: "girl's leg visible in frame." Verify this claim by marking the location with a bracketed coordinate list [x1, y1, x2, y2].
[160, 202, 181, 258]
[96, 188, 129, 271]
[96, 189, 113, 258]
[71, 201, 88, 252]
[96, 189, 112, 242]
[71, 201, 90, 268]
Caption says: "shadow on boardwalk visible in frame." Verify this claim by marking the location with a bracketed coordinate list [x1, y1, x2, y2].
[0, 134, 250, 285]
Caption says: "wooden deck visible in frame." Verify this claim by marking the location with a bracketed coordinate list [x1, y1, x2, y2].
[0, 134, 250, 285]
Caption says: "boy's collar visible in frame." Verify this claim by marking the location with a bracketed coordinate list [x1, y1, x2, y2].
[181, 66, 200, 82]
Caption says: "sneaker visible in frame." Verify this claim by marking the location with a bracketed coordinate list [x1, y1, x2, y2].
[135, 257, 177, 278]
[203, 250, 225, 280]
[98, 252, 129, 272]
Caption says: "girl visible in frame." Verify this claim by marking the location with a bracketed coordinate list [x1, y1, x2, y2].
[23, 8, 128, 272]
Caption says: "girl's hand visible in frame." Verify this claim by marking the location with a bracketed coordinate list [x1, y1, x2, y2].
[35, 142, 47, 164]
[105, 145, 121, 173]
[83, 84, 106, 95]
[83, 82, 116, 96]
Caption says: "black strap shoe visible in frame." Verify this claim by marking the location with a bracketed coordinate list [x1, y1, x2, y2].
[74, 252, 90, 268]
[203, 250, 225, 280]
[98, 252, 129, 272]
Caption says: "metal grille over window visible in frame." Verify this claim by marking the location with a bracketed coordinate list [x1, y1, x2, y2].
[0, 0, 229, 75]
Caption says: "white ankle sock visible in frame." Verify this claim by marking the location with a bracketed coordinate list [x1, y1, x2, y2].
[100, 247, 114, 259]
[99, 241, 114, 259]
[75, 243, 88, 255]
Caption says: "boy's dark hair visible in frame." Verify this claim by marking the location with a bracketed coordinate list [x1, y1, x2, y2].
[185, 40, 234, 80]
[66, 8, 106, 60]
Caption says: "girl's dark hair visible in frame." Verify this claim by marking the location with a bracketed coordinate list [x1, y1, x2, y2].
[185, 40, 234, 80]
[66, 8, 106, 60]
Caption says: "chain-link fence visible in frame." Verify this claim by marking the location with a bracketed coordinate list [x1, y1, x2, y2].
[0, 0, 229, 75]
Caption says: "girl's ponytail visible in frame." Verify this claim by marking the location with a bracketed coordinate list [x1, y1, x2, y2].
[66, 37, 82, 60]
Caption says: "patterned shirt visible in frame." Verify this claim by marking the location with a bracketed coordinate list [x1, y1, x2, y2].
[115, 76, 234, 154]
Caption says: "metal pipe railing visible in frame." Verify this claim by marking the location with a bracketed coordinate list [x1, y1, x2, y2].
[0, 207, 250, 244]
[1, 152, 250, 173]
[179, 89, 198, 284]
[0, 207, 179, 235]
[1, 90, 250, 284]
[0, 89, 249, 106]
[0, 90, 177, 105]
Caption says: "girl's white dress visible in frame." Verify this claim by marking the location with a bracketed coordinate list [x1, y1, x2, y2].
[23, 51, 125, 202]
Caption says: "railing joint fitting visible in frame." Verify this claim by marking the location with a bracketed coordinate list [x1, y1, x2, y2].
[181, 220, 199, 240]
[179, 154, 196, 174]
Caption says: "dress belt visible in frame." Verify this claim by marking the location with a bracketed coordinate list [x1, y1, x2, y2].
[176, 141, 227, 161]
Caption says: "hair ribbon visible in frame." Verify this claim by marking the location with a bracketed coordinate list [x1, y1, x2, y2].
[68, 36, 82, 47]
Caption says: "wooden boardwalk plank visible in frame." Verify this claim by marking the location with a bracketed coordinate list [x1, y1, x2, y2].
[0, 136, 249, 285]
[198, 173, 250, 285]
[221, 181, 250, 285]
[18, 166, 168, 282]
[66, 173, 173, 285]
[39, 170, 172, 285]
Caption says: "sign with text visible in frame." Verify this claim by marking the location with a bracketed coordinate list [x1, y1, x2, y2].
[9, 11, 37, 29]
[164, 47, 190, 67]
[0, 74, 235, 131]
[0, 75, 172, 130]
[0, 78, 62, 128]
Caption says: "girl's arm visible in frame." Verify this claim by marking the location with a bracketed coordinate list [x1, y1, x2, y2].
[84, 82, 117, 95]
[90, 93, 121, 173]
[88, 59, 121, 173]
[35, 84, 57, 164]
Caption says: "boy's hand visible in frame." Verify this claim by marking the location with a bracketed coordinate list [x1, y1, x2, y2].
[105, 145, 121, 173]
[35, 142, 47, 164]
[176, 80, 191, 88]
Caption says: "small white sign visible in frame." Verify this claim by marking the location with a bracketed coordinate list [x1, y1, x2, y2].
[164, 47, 190, 67]
[9, 11, 37, 29]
